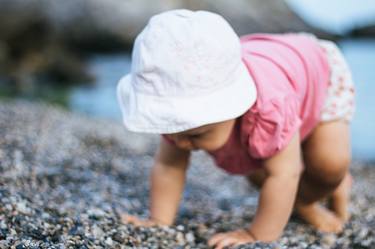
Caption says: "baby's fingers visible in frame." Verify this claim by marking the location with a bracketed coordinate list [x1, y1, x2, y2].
[121, 213, 136, 223]
[209, 236, 238, 249]
[208, 233, 237, 249]
[208, 232, 225, 247]
[120, 214, 151, 226]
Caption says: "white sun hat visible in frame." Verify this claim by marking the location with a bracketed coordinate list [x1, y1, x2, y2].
[117, 9, 257, 134]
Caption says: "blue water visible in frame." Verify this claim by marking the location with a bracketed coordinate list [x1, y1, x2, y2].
[69, 39, 375, 161]
[339, 39, 375, 160]
[69, 54, 131, 119]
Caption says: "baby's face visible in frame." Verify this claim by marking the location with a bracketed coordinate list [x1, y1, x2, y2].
[164, 119, 235, 152]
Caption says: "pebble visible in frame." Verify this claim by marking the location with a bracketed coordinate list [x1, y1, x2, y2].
[104, 237, 113, 246]
[321, 234, 336, 247]
[185, 232, 195, 243]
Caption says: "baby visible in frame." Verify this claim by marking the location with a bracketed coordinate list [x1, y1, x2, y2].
[116, 9, 355, 248]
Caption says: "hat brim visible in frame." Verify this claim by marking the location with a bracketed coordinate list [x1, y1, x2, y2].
[117, 62, 257, 134]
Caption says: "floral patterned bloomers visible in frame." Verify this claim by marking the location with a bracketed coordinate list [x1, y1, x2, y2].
[318, 39, 355, 122]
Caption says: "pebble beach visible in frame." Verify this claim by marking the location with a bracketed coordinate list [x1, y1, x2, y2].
[0, 101, 374, 249]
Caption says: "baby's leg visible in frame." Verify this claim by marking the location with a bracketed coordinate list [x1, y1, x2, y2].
[246, 120, 351, 233]
[295, 120, 351, 232]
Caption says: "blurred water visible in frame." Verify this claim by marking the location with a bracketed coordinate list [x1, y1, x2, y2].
[69, 54, 131, 119]
[69, 39, 375, 161]
[339, 39, 375, 160]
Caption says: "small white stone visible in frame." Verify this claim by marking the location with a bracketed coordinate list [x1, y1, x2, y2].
[185, 232, 195, 243]
[105, 237, 113, 246]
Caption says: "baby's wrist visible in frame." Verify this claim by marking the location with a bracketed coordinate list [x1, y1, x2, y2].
[246, 226, 282, 242]
[244, 228, 258, 241]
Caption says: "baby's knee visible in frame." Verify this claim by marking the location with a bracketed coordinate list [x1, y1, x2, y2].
[307, 153, 351, 187]
[325, 154, 350, 181]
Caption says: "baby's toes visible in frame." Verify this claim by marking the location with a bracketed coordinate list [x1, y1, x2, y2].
[318, 212, 344, 233]
[295, 203, 344, 233]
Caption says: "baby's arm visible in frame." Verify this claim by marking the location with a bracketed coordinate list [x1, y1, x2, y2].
[248, 133, 302, 241]
[123, 138, 190, 226]
[148, 137, 191, 225]
[208, 133, 303, 248]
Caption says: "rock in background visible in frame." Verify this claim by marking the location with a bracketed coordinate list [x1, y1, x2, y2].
[0, 100, 374, 248]
[0, 0, 337, 86]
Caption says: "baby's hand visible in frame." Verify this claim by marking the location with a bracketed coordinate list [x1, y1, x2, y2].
[208, 229, 256, 249]
[120, 213, 159, 227]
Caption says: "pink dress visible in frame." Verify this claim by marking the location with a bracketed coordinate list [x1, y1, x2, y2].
[165, 33, 330, 175]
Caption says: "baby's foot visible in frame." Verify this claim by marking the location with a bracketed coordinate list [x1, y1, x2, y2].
[329, 172, 352, 222]
[295, 202, 344, 233]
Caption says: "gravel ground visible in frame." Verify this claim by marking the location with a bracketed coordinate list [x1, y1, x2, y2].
[0, 101, 374, 249]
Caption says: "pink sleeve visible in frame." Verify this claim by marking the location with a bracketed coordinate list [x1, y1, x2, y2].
[246, 94, 302, 159]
